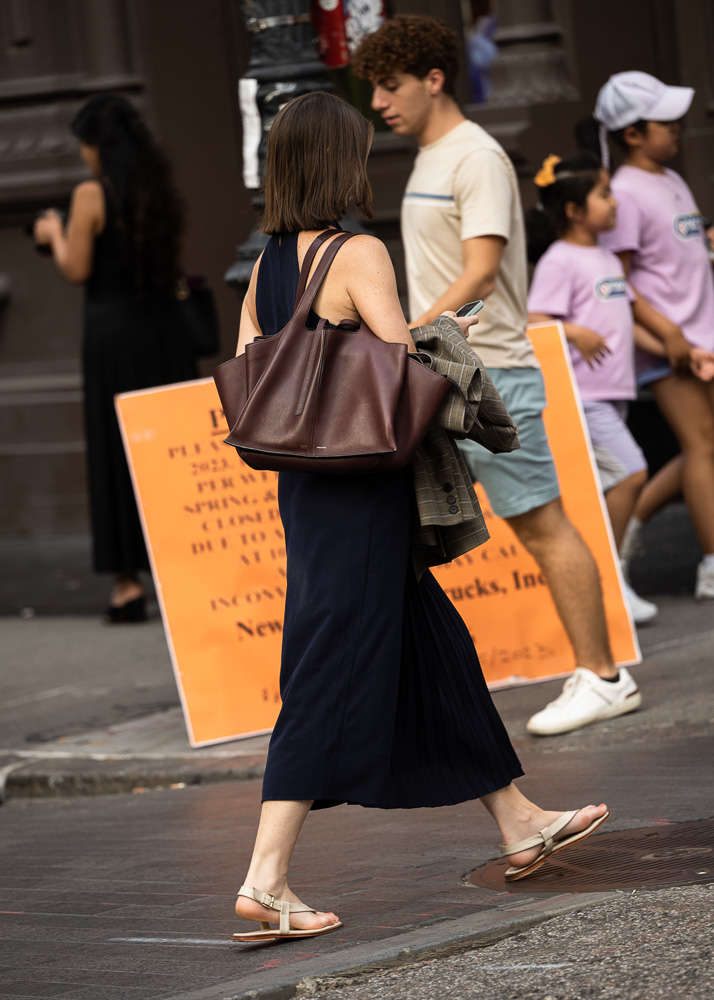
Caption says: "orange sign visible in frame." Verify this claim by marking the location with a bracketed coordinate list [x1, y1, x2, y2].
[116, 381, 284, 745]
[116, 321, 638, 746]
[432, 322, 640, 686]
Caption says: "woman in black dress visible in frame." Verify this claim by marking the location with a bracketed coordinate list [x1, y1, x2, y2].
[232, 92, 609, 942]
[34, 95, 197, 622]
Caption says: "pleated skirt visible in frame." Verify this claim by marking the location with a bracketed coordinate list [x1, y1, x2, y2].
[261, 466, 523, 810]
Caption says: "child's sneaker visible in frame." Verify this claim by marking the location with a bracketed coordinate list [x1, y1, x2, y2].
[526, 667, 642, 736]
[695, 560, 714, 602]
[622, 581, 658, 624]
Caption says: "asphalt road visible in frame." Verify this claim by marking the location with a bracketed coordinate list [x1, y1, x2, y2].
[1, 607, 712, 1000]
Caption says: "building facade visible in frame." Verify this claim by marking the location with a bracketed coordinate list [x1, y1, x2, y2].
[1, 0, 712, 536]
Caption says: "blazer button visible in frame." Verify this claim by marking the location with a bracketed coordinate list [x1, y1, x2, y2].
[449, 505, 458, 514]
[442, 483, 453, 493]
[446, 495, 456, 504]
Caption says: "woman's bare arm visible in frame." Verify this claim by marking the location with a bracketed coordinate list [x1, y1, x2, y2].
[236, 254, 263, 356]
[343, 237, 414, 348]
[34, 181, 104, 284]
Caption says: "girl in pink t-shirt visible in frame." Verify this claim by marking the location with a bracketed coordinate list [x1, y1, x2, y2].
[592, 72, 714, 602]
[526, 152, 658, 623]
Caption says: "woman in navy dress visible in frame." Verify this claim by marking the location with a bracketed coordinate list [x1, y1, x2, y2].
[233, 92, 609, 942]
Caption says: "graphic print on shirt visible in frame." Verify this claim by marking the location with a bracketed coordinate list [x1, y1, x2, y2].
[594, 276, 628, 302]
[673, 212, 704, 241]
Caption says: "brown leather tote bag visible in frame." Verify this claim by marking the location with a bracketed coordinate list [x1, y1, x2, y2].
[213, 231, 453, 474]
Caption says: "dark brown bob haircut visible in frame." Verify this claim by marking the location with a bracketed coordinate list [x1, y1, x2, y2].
[352, 15, 460, 97]
[261, 91, 374, 235]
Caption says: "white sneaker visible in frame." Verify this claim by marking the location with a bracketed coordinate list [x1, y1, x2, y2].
[695, 560, 714, 602]
[526, 666, 642, 736]
[622, 581, 658, 624]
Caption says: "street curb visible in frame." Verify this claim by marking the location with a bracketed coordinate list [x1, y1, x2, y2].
[1, 755, 266, 800]
[160, 890, 620, 1000]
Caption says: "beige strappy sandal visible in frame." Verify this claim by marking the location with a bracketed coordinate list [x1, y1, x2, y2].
[499, 808, 611, 881]
[232, 885, 343, 942]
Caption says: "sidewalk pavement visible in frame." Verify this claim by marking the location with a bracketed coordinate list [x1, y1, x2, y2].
[0, 600, 712, 1000]
[0, 497, 705, 800]
[1, 595, 712, 801]
[1, 510, 713, 999]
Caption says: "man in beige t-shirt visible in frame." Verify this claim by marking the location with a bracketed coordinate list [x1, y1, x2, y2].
[354, 15, 642, 739]
[403, 117, 533, 372]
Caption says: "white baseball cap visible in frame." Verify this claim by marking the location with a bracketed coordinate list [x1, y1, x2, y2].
[595, 71, 694, 130]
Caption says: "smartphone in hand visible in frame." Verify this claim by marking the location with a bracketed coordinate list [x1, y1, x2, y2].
[456, 300, 484, 317]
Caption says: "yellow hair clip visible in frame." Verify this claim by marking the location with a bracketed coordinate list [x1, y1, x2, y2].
[534, 154, 562, 188]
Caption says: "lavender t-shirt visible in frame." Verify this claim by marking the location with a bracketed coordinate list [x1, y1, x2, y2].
[528, 241, 636, 400]
[600, 165, 714, 360]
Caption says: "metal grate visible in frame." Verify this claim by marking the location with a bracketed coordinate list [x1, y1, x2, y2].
[469, 820, 714, 893]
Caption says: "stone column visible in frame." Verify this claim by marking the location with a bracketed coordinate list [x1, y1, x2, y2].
[487, 0, 577, 106]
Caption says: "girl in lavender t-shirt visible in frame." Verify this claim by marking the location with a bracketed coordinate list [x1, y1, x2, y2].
[594, 73, 714, 603]
[525, 153, 657, 622]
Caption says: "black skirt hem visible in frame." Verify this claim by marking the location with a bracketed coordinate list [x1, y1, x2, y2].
[261, 764, 524, 811]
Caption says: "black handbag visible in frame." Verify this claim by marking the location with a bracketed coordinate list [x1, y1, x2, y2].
[176, 275, 220, 358]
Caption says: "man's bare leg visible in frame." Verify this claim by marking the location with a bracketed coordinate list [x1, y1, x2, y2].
[506, 497, 616, 678]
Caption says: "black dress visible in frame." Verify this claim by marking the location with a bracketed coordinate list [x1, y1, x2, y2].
[257, 232, 522, 810]
[82, 185, 197, 573]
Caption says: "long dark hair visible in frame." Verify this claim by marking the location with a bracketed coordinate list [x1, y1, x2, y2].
[261, 92, 374, 234]
[70, 94, 183, 294]
[525, 152, 603, 264]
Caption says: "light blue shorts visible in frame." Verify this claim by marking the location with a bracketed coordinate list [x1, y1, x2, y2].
[457, 368, 561, 519]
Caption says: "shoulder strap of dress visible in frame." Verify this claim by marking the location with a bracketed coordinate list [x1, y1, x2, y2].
[294, 229, 348, 309]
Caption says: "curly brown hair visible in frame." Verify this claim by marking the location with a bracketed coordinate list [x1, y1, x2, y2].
[351, 15, 461, 97]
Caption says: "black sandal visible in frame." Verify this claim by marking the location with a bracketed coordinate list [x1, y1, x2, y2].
[103, 595, 148, 624]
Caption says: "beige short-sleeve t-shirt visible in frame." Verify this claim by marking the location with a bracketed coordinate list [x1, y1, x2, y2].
[402, 119, 535, 370]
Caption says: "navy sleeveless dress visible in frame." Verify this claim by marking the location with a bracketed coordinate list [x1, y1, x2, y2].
[257, 233, 522, 810]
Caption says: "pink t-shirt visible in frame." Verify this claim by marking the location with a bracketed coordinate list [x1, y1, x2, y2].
[600, 165, 714, 355]
[528, 240, 636, 400]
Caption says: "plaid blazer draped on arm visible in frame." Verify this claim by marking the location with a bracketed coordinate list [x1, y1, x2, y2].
[409, 316, 520, 578]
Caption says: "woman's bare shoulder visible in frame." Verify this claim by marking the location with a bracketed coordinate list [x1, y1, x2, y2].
[71, 180, 104, 221]
[338, 234, 391, 270]
[72, 179, 104, 206]
[341, 233, 386, 254]
[69, 180, 105, 234]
